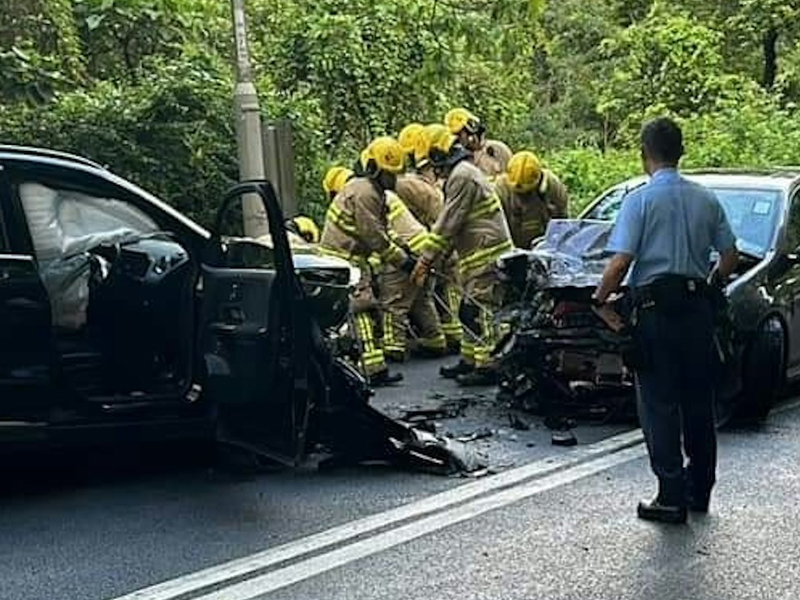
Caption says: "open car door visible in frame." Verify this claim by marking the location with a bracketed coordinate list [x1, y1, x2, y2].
[201, 182, 312, 466]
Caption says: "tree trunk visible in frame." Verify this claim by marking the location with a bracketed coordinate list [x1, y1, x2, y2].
[762, 27, 779, 89]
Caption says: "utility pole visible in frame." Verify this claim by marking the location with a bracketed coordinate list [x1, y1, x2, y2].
[231, 0, 269, 238]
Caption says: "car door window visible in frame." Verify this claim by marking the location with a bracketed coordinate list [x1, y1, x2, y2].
[13, 176, 158, 330]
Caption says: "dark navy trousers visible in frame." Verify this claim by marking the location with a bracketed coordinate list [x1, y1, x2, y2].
[634, 297, 717, 504]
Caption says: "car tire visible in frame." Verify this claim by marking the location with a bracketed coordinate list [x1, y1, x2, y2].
[734, 316, 785, 423]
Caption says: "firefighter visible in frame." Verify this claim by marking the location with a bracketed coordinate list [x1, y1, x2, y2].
[323, 166, 355, 201]
[319, 137, 412, 386]
[444, 108, 512, 178]
[411, 124, 513, 386]
[397, 123, 464, 353]
[381, 191, 446, 361]
[496, 151, 569, 249]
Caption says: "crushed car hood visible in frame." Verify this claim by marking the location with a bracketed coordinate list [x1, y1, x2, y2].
[503, 219, 617, 289]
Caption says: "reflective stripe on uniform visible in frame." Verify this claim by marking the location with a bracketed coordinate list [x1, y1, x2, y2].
[408, 231, 429, 254]
[387, 196, 407, 222]
[460, 339, 475, 364]
[380, 242, 406, 265]
[319, 245, 353, 262]
[473, 308, 497, 368]
[428, 232, 449, 253]
[418, 332, 447, 351]
[468, 193, 503, 221]
[327, 203, 357, 235]
[458, 239, 513, 276]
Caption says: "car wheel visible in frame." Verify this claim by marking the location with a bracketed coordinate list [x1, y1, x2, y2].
[734, 316, 785, 422]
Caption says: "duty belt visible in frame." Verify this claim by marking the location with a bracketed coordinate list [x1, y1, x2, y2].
[632, 275, 710, 310]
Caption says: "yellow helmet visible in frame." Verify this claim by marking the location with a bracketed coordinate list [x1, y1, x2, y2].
[445, 107, 481, 135]
[322, 166, 354, 195]
[360, 136, 405, 174]
[415, 124, 457, 167]
[398, 123, 426, 157]
[507, 151, 543, 193]
[292, 215, 320, 244]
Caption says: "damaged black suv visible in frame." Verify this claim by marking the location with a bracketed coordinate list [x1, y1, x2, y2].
[0, 146, 467, 472]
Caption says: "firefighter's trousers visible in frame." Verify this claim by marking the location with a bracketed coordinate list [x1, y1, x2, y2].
[349, 264, 387, 376]
[436, 258, 463, 346]
[459, 270, 503, 369]
[379, 264, 445, 359]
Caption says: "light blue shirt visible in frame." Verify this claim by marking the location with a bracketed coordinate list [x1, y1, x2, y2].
[607, 168, 736, 288]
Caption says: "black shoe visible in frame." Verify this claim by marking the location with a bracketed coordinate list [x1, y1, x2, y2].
[369, 369, 404, 387]
[440, 360, 474, 379]
[637, 499, 687, 524]
[456, 368, 498, 387]
[551, 429, 578, 447]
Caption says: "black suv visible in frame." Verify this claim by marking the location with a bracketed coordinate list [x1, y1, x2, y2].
[0, 145, 429, 468]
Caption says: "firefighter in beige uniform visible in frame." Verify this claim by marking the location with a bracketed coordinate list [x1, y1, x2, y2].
[319, 138, 412, 386]
[445, 108, 512, 179]
[412, 125, 513, 386]
[496, 151, 569, 249]
[380, 192, 446, 361]
[396, 123, 463, 352]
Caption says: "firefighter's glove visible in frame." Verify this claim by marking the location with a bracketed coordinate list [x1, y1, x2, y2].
[411, 257, 433, 287]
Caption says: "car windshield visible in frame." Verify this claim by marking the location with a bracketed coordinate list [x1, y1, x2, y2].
[585, 184, 782, 258]
[714, 188, 781, 258]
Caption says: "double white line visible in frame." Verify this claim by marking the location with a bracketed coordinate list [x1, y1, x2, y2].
[111, 429, 647, 600]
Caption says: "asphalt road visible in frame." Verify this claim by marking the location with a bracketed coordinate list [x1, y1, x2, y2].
[1, 358, 795, 600]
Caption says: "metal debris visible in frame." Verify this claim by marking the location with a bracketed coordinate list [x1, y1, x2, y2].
[456, 427, 494, 443]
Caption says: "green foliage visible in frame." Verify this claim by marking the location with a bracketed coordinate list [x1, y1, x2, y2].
[0, 51, 238, 227]
[3, 0, 800, 226]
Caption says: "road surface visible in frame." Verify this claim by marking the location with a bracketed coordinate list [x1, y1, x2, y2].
[0, 358, 796, 600]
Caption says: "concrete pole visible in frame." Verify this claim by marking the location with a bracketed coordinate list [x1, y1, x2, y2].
[231, 0, 269, 238]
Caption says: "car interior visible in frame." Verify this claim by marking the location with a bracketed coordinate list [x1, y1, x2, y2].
[16, 179, 197, 401]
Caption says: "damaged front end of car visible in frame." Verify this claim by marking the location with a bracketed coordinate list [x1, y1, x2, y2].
[495, 220, 637, 423]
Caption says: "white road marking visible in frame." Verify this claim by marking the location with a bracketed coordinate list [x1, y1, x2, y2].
[109, 429, 643, 600]
[193, 445, 648, 600]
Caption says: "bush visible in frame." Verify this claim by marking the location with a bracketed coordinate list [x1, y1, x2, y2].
[0, 51, 238, 227]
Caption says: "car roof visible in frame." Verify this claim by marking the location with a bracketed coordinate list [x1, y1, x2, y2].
[0, 145, 210, 239]
[608, 169, 800, 193]
[0, 145, 106, 170]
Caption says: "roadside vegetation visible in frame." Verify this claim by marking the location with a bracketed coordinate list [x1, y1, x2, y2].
[3, 0, 800, 225]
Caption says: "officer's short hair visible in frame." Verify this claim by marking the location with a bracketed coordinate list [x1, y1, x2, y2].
[640, 118, 684, 165]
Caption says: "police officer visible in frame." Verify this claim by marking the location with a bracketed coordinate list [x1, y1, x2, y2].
[593, 117, 738, 524]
